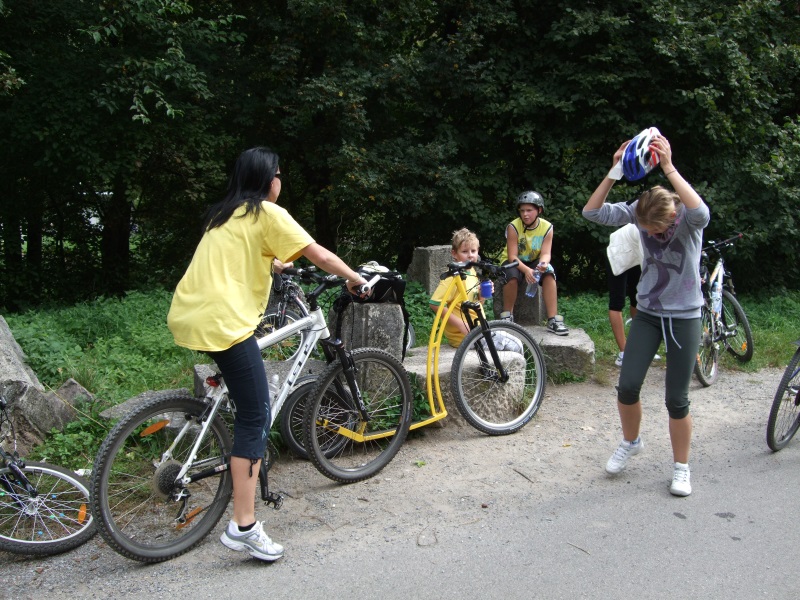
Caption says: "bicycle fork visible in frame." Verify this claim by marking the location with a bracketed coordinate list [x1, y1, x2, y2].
[464, 302, 510, 382]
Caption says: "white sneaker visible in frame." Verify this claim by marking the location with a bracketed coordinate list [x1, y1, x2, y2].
[653, 353, 662, 361]
[220, 520, 284, 561]
[605, 438, 644, 474]
[615, 352, 624, 367]
[670, 463, 692, 496]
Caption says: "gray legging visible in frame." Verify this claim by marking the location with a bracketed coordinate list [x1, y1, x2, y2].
[617, 311, 701, 420]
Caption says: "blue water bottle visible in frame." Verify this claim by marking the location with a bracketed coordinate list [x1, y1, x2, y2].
[480, 280, 493, 299]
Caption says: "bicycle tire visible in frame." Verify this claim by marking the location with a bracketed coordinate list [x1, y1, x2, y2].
[694, 305, 720, 387]
[766, 347, 800, 451]
[303, 348, 413, 483]
[0, 461, 95, 556]
[255, 308, 306, 362]
[406, 322, 416, 351]
[279, 375, 350, 460]
[279, 375, 317, 459]
[450, 320, 547, 435]
[91, 390, 233, 563]
[720, 289, 754, 362]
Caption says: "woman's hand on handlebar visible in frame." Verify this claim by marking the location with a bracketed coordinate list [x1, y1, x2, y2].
[346, 276, 371, 298]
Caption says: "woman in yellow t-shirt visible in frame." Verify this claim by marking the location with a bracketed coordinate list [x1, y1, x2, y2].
[168, 147, 367, 562]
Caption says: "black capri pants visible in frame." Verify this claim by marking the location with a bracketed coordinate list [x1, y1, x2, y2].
[207, 335, 271, 460]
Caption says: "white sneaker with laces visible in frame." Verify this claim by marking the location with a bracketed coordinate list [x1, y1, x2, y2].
[670, 462, 692, 496]
[605, 438, 644, 474]
[220, 520, 284, 561]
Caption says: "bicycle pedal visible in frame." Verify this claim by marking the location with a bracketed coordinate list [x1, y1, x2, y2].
[264, 492, 284, 510]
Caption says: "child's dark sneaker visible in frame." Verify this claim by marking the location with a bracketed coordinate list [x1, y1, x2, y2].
[546, 315, 568, 336]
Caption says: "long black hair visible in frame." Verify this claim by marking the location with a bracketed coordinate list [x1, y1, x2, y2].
[203, 147, 280, 231]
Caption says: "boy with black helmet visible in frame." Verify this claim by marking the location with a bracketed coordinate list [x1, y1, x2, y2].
[498, 190, 569, 335]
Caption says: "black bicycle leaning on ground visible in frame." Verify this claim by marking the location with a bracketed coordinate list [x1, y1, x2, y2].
[256, 266, 414, 460]
[694, 233, 754, 387]
[0, 392, 96, 555]
[766, 338, 800, 452]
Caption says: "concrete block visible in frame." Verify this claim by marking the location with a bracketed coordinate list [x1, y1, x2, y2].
[492, 281, 547, 326]
[406, 245, 453, 295]
[332, 303, 406, 362]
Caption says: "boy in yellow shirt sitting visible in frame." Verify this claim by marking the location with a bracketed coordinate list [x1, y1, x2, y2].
[429, 228, 491, 347]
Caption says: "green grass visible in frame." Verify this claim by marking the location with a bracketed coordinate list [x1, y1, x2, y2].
[558, 291, 800, 372]
[5, 287, 799, 466]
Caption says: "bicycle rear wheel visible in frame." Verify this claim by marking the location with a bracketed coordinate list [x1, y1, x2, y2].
[303, 348, 413, 483]
[766, 348, 800, 451]
[720, 290, 754, 362]
[0, 462, 95, 556]
[91, 390, 233, 562]
[694, 305, 719, 387]
[450, 321, 547, 435]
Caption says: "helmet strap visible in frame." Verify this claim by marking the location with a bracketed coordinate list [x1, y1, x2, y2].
[523, 215, 540, 231]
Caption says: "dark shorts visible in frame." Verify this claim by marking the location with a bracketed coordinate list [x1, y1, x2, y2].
[502, 260, 556, 286]
[605, 255, 640, 312]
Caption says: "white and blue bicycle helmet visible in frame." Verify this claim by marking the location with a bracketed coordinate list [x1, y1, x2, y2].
[622, 127, 661, 181]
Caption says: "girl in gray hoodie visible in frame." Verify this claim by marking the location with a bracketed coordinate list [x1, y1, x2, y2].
[583, 133, 709, 497]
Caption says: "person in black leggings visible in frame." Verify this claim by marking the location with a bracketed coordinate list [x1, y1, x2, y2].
[583, 133, 709, 497]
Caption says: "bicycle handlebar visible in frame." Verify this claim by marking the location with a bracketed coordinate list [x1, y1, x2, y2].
[703, 232, 743, 252]
[279, 266, 380, 298]
[441, 259, 518, 280]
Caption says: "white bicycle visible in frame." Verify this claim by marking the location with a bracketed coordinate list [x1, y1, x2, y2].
[90, 268, 413, 562]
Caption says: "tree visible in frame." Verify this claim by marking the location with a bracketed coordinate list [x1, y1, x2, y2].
[1, 0, 798, 312]
[0, 0, 242, 308]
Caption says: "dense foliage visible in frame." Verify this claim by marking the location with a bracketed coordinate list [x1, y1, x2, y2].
[1, 1, 798, 312]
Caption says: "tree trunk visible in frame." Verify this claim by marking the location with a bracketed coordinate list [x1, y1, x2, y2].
[100, 176, 131, 296]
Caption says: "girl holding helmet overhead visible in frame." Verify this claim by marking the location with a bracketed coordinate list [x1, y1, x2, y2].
[583, 130, 709, 497]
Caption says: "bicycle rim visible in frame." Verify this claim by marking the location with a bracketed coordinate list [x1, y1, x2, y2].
[304, 348, 413, 483]
[91, 391, 232, 562]
[0, 462, 95, 556]
[767, 349, 800, 451]
[450, 321, 547, 435]
[255, 309, 305, 361]
[721, 290, 754, 362]
[694, 307, 719, 387]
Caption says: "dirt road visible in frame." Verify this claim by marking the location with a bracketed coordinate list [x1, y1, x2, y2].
[1, 364, 793, 599]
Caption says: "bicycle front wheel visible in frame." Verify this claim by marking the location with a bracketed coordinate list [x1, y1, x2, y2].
[450, 321, 547, 435]
[0, 462, 95, 556]
[766, 348, 800, 451]
[256, 308, 306, 362]
[721, 290, 754, 362]
[694, 305, 720, 387]
[91, 390, 233, 563]
[304, 348, 413, 483]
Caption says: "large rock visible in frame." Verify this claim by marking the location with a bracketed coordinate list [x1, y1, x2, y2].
[0, 316, 94, 455]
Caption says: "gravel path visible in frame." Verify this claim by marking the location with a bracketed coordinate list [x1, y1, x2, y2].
[0, 363, 788, 599]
